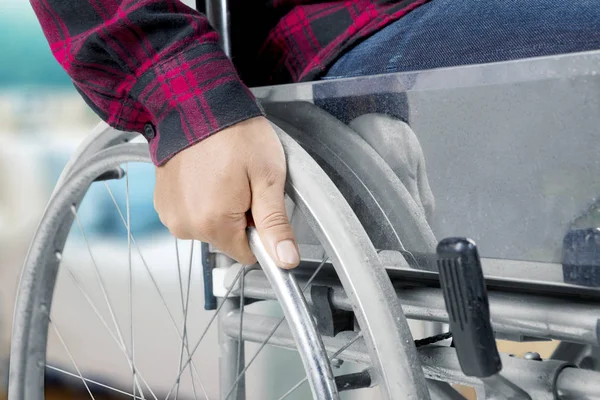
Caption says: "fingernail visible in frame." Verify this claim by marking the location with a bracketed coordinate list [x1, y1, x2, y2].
[276, 240, 299, 266]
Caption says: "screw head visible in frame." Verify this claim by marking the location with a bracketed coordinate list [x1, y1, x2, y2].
[523, 352, 542, 361]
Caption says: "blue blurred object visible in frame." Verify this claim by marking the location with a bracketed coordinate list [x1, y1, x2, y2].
[103, 162, 162, 236]
[0, 3, 72, 88]
[45, 149, 162, 238]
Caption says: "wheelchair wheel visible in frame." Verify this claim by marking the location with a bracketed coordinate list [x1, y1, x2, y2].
[265, 102, 437, 259]
[9, 124, 429, 399]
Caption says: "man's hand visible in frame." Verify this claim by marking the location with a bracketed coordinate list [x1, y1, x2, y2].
[154, 117, 299, 269]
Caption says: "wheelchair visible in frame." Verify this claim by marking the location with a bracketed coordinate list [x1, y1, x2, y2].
[8, 1, 600, 399]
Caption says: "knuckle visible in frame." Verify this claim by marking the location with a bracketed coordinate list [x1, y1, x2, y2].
[194, 213, 218, 238]
[223, 234, 256, 265]
[256, 210, 289, 231]
[157, 210, 192, 239]
[257, 162, 285, 188]
[223, 210, 250, 229]
[167, 220, 190, 239]
[193, 207, 247, 240]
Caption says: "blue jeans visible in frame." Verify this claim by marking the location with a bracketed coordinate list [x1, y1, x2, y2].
[327, 0, 600, 78]
[316, 0, 600, 122]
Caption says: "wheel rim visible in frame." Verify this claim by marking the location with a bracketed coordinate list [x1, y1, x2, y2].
[274, 125, 429, 399]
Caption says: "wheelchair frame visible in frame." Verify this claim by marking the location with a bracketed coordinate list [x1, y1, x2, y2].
[6, 1, 600, 399]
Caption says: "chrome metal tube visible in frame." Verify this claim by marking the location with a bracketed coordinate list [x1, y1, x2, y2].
[274, 124, 430, 400]
[555, 367, 600, 400]
[238, 270, 600, 346]
[387, 287, 600, 346]
[217, 255, 245, 400]
[248, 228, 339, 400]
[223, 312, 600, 400]
[205, 0, 231, 56]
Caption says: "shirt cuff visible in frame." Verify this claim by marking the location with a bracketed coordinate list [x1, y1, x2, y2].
[124, 42, 264, 165]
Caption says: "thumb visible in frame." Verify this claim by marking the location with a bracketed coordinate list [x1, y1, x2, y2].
[250, 172, 299, 269]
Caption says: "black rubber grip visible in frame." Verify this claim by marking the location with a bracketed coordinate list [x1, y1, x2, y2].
[202, 242, 217, 310]
[437, 237, 502, 378]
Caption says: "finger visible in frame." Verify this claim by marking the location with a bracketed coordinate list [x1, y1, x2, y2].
[218, 226, 257, 266]
[201, 213, 257, 266]
[250, 170, 299, 269]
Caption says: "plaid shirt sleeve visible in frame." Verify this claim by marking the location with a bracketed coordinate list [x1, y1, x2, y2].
[255, 0, 430, 84]
[30, 0, 264, 165]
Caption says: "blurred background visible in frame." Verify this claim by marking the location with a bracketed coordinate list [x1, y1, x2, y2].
[0, 0, 101, 392]
[0, 2, 323, 399]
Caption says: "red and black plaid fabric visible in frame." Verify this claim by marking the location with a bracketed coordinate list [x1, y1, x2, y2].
[31, 0, 428, 165]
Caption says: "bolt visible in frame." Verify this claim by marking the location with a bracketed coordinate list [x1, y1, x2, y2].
[331, 358, 344, 368]
[523, 352, 542, 361]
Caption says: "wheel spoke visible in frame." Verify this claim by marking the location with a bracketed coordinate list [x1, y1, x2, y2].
[223, 256, 329, 400]
[47, 365, 144, 400]
[174, 239, 184, 400]
[72, 207, 127, 348]
[125, 164, 142, 400]
[72, 207, 156, 400]
[104, 181, 180, 318]
[60, 257, 157, 397]
[174, 241, 202, 400]
[164, 267, 245, 400]
[104, 182, 209, 395]
[277, 379, 305, 400]
[104, 184, 194, 333]
[60, 253, 121, 346]
[61, 262, 157, 398]
[277, 333, 363, 400]
[50, 319, 96, 399]
[100, 179, 334, 400]
[183, 243, 204, 400]
[234, 269, 246, 396]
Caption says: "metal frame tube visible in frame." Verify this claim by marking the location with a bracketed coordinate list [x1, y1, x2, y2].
[555, 367, 600, 400]
[222, 311, 598, 400]
[387, 287, 600, 346]
[236, 269, 600, 346]
[217, 255, 245, 400]
[248, 228, 339, 400]
[205, 0, 231, 56]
